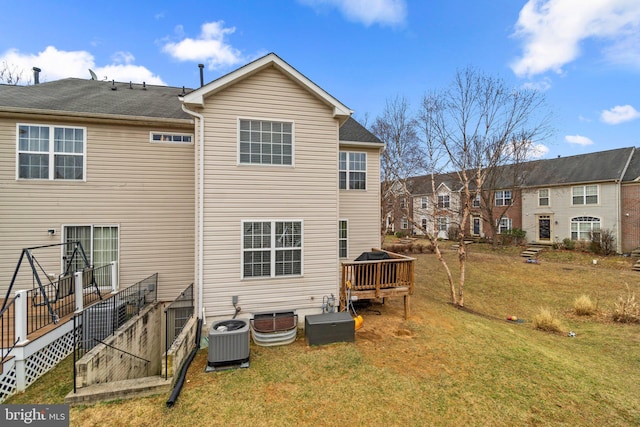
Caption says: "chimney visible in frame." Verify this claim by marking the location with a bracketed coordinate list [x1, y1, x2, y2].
[198, 64, 204, 87]
[32, 67, 41, 84]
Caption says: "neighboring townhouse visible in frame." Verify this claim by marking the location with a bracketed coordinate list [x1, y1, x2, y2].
[409, 173, 461, 239]
[615, 148, 640, 253]
[518, 147, 634, 252]
[397, 147, 639, 251]
[0, 53, 384, 322]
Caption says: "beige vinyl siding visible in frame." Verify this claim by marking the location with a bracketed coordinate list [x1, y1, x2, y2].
[338, 146, 382, 258]
[197, 66, 340, 317]
[521, 182, 619, 243]
[0, 118, 195, 300]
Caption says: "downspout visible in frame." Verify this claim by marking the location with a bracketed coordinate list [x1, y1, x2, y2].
[181, 103, 205, 322]
[617, 147, 635, 253]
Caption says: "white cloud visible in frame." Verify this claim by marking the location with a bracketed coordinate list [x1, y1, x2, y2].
[529, 143, 550, 158]
[0, 46, 165, 85]
[300, 0, 406, 27]
[510, 0, 640, 77]
[162, 21, 244, 69]
[565, 134, 594, 146]
[601, 104, 640, 124]
[521, 77, 552, 92]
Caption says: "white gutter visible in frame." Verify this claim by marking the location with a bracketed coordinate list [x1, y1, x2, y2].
[181, 103, 205, 321]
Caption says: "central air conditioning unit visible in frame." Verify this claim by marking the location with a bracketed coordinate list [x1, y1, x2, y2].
[206, 319, 250, 372]
[82, 299, 127, 351]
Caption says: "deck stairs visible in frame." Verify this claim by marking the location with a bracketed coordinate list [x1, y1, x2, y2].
[631, 249, 640, 272]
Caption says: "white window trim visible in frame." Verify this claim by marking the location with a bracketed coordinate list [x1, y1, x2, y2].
[400, 217, 408, 229]
[241, 219, 304, 280]
[16, 123, 87, 181]
[421, 197, 428, 209]
[339, 219, 348, 259]
[437, 194, 451, 209]
[570, 216, 601, 240]
[497, 217, 512, 234]
[495, 190, 512, 207]
[538, 188, 550, 207]
[339, 150, 367, 191]
[149, 132, 194, 144]
[237, 117, 295, 167]
[571, 185, 599, 206]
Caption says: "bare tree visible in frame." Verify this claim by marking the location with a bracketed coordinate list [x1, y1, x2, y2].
[371, 96, 422, 243]
[424, 67, 551, 306]
[0, 61, 28, 85]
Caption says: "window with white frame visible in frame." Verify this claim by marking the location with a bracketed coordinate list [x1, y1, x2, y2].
[472, 194, 481, 208]
[571, 216, 600, 240]
[437, 195, 450, 208]
[242, 220, 302, 278]
[421, 197, 428, 209]
[150, 132, 193, 143]
[572, 185, 598, 205]
[339, 220, 348, 258]
[401, 217, 408, 229]
[400, 197, 406, 209]
[421, 218, 427, 230]
[497, 217, 512, 234]
[495, 190, 512, 206]
[339, 151, 367, 190]
[63, 225, 118, 272]
[538, 188, 550, 206]
[18, 124, 85, 180]
[239, 119, 293, 165]
[437, 217, 448, 232]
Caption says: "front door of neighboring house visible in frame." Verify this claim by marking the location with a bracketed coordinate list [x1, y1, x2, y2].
[472, 217, 481, 236]
[538, 215, 551, 241]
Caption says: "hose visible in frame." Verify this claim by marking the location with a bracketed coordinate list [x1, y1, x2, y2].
[166, 317, 203, 407]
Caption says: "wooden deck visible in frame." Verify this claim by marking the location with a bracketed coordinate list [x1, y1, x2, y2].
[340, 249, 415, 319]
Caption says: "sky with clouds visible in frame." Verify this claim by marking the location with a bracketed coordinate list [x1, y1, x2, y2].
[1, 0, 638, 159]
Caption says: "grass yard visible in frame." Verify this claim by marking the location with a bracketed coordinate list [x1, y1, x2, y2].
[7, 243, 640, 426]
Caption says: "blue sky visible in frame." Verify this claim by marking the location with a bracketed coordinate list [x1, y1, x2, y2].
[1, 0, 639, 159]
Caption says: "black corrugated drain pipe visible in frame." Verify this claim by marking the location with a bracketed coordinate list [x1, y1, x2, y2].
[166, 317, 203, 407]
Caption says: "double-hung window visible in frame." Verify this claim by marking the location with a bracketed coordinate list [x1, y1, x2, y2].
[538, 189, 550, 206]
[437, 195, 450, 208]
[472, 194, 481, 208]
[242, 221, 302, 278]
[17, 124, 85, 180]
[339, 220, 348, 258]
[339, 151, 366, 190]
[497, 217, 512, 234]
[437, 217, 448, 232]
[239, 119, 293, 165]
[572, 185, 598, 205]
[421, 197, 428, 209]
[495, 190, 512, 206]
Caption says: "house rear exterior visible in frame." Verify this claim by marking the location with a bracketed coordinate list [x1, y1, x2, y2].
[0, 53, 383, 322]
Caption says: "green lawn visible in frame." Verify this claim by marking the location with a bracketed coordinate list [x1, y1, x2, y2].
[7, 244, 640, 426]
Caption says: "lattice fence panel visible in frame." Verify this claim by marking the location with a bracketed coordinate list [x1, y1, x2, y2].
[0, 358, 17, 403]
[24, 329, 76, 387]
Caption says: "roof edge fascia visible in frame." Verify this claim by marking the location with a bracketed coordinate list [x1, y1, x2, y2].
[182, 53, 353, 119]
[339, 140, 385, 149]
[0, 107, 193, 127]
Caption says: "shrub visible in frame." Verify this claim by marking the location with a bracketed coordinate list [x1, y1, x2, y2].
[562, 238, 575, 250]
[447, 225, 460, 241]
[532, 307, 564, 333]
[591, 229, 616, 256]
[500, 228, 527, 246]
[573, 294, 596, 316]
[612, 284, 640, 323]
[395, 231, 408, 239]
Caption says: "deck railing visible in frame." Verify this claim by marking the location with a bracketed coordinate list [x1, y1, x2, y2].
[26, 276, 77, 335]
[0, 298, 17, 360]
[340, 249, 415, 318]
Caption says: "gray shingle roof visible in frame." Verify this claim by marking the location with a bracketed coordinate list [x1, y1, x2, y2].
[520, 147, 634, 187]
[622, 148, 640, 182]
[0, 78, 193, 120]
[339, 117, 383, 144]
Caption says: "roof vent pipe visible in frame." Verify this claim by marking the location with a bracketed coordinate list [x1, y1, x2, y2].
[198, 64, 204, 87]
[32, 67, 41, 84]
